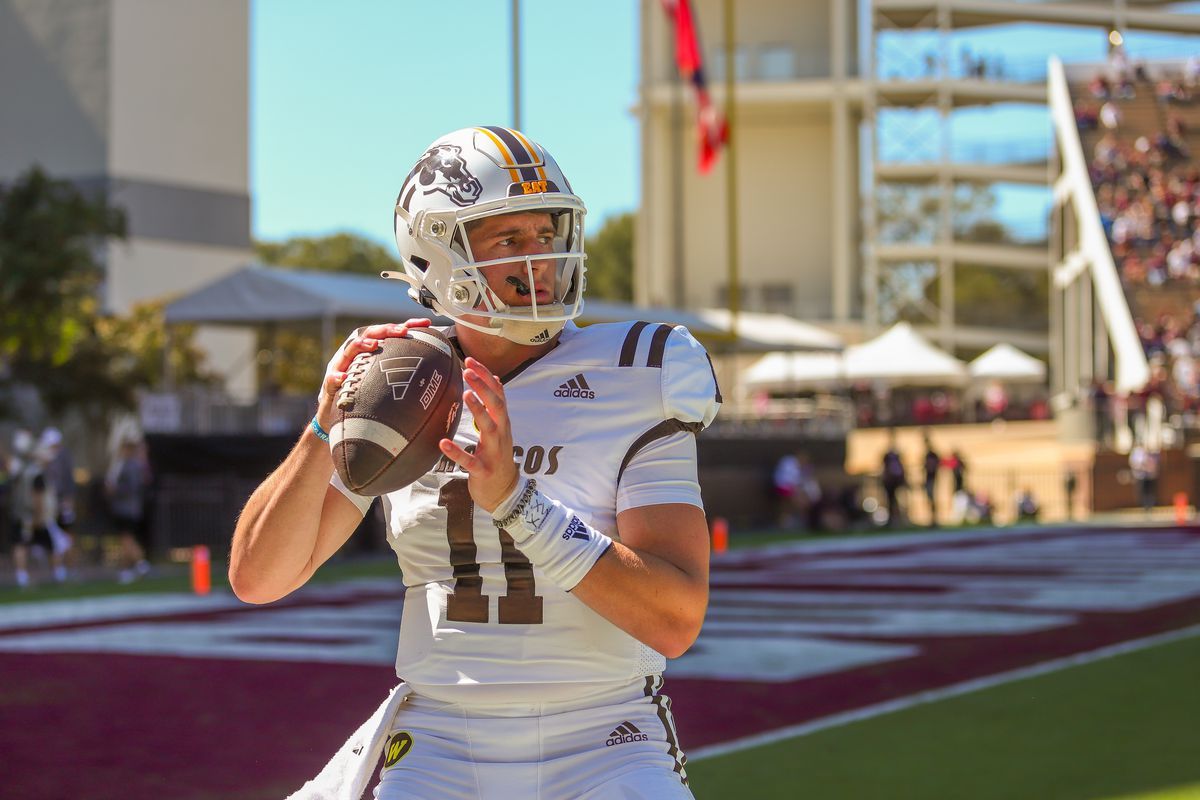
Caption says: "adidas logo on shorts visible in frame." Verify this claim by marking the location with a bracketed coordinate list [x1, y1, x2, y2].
[605, 721, 649, 747]
[553, 373, 595, 400]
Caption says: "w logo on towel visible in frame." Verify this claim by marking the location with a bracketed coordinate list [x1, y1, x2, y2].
[382, 732, 413, 768]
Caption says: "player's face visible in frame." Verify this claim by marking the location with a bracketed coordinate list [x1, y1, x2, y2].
[465, 211, 558, 307]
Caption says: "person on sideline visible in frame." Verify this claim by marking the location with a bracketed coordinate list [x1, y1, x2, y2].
[230, 127, 720, 799]
[38, 428, 77, 541]
[12, 433, 70, 586]
[881, 432, 906, 527]
[922, 436, 941, 527]
[106, 437, 150, 583]
[1129, 444, 1160, 513]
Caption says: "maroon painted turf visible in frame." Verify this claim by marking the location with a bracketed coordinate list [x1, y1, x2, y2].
[3, 526, 1198, 799]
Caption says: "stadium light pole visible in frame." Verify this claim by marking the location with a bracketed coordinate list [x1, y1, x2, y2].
[511, 0, 521, 130]
[723, 0, 739, 335]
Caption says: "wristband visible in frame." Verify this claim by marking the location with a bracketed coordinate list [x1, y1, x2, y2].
[310, 416, 331, 443]
[493, 481, 613, 591]
[492, 478, 538, 529]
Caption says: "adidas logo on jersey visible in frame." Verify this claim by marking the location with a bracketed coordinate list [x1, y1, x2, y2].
[553, 373, 595, 399]
[605, 722, 649, 747]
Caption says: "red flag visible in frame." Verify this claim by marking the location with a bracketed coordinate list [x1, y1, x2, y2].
[665, 0, 702, 77]
[661, 0, 728, 173]
[696, 90, 728, 174]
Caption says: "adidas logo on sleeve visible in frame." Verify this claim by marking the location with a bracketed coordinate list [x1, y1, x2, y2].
[605, 722, 649, 747]
[562, 516, 591, 541]
[553, 373, 595, 399]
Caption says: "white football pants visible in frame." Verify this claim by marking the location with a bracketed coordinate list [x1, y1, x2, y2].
[373, 676, 693, 800]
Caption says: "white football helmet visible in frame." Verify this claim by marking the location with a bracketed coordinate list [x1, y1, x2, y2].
[385, 126, 587, 345]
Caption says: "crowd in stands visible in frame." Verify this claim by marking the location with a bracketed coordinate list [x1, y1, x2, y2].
[847, 385, 1049, 428]
[1073, 53, 1200, 431]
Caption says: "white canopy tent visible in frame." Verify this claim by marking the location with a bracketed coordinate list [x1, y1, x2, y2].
[969, 343, 1047, 383]
[697, 309, 843, 352]
[842, 322, 968, 386]
[743, 322, 969, 393]
[742, 351, 845, 392]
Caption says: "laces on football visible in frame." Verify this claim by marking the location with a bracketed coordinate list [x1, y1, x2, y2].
[336, 352, 374, 410]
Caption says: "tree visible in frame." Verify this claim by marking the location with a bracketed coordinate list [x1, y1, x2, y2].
[0, 166, 125, 368]
[953, 264, 1049, 331]
[583, 212, 634, 301]
[875, 182, 1049, 330]
[94, 299, 218, 389]
[254, 232, 401, 276]
[0, 167, 215, 419]
[0, 167, 127, 416]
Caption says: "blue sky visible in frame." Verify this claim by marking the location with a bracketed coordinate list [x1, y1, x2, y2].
[252, 1, 1200, 248]
[251, 0, 639, 247]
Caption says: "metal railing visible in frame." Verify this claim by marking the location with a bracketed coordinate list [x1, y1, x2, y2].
[709, 397, 855, 439]
[140, 389, 315, 435]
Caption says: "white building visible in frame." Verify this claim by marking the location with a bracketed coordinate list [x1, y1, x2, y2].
[637, 0, 1200, 359]
[0, 0, 254, 397]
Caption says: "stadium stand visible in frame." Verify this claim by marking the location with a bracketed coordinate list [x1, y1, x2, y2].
[1070, 59, 1200, 436]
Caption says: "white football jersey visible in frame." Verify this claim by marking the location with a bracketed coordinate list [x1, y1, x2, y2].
[375, 320, 720, 703]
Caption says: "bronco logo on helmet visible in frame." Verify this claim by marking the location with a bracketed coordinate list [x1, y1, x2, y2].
[410, 144, 482, 208]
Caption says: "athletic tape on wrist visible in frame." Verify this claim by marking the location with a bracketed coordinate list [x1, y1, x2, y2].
[494, 482, 613, 592]
[492, 477, 537, 530]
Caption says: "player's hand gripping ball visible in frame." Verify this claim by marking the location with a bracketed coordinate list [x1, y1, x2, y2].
[331, 328, 463, 495]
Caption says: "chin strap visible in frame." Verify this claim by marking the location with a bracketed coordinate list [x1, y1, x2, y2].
[415, 287, 438, 310]
[500, 317, 566, 345]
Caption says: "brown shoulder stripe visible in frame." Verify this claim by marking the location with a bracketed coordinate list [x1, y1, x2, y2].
[618, 321, 650, 367]
[704, 352, 724, 403]
[646, 324, 673, 368]
[617, 419, 702, 483]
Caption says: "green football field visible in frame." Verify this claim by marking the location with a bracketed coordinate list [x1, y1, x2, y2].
[688, 631, 1200, 800]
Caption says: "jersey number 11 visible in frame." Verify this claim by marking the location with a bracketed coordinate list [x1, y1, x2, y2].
[439, 479, 544, 625]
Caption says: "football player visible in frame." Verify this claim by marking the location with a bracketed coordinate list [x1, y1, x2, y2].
[230, 126, 721, 799]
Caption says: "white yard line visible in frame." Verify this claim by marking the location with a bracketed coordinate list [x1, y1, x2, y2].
[688, 623, 1200, 762]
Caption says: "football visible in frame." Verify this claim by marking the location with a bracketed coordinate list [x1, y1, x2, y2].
[330, 328, 463, 495]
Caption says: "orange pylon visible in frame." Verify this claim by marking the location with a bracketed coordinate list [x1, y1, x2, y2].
[1174, 492, 1190, 526]
[711, 517, 729, 553]
[191, 545, 211, 595]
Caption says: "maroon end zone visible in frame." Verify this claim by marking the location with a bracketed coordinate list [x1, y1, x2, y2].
[2, 525, 1199, 799]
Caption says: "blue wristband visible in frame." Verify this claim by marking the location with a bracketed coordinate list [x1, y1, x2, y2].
[310, 416, 330, 443]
